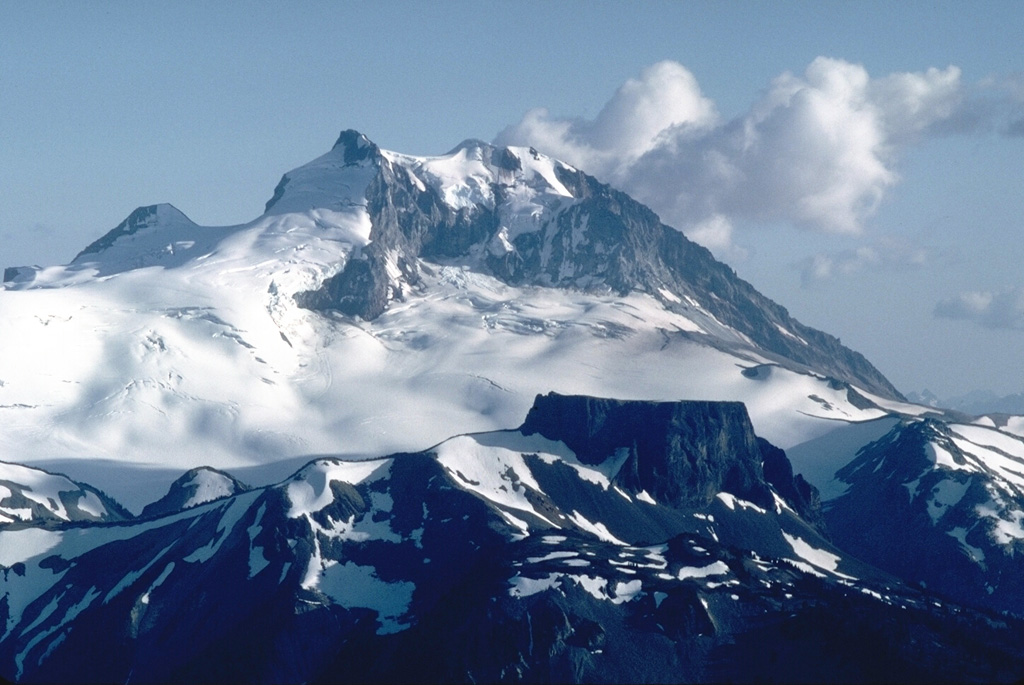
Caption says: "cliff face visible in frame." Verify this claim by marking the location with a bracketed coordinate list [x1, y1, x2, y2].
[521, 393, 773, 510]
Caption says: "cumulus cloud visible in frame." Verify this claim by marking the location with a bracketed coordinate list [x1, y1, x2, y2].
[795, 238, 930, 287]
[685, 214, 739, 257]
[500, 61, 718, 177]
[935, 288, 1024, 330]
[868, 66, 965, 141]
[496, 57, 979, 252]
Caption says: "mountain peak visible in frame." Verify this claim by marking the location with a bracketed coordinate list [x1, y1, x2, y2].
[73, 204, 192, 260]
[263, 130, 382, 215]
[0, 461, 130, 524]
[443, 138, 527, 174]
[140, 466, 249, 518]
[330, 129, 381, 165]
[446, 138, 492, 155]
[293, 132, 901, 399]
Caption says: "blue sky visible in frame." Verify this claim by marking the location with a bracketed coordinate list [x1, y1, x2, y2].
[2, 1, 1023, 398]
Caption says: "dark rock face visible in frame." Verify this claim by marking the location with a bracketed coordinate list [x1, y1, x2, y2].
[299, 138, 499, 319]
[521, 392, 774, 510]
[296, 132, 901, 400]
[760, 437, 827, 534]
[0, 453, 517, 684]
[74, 205, 160, 260]
[332, 128, 381, 165]
[823, 419, 1024, 615]
[312, 533, 1024, 685]
[301, 252, 392, 319]
[2, 266, 36, 283]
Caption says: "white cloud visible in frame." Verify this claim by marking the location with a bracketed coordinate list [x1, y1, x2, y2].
[869, 65, 964, 141]
[685, 214, 734, 253]
[935, 288, 1024, 330]
[496, 61, 718, 180]
[496, 58, 972, 253]
[685, 214, 748, 262]
[796, 238, 930, 286]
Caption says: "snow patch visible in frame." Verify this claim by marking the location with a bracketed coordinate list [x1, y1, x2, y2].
[182, 469, 239, 509]
[526, 551, 579, 564]
[318, 561, 415, 634]
[183, 493, 258, 563]
[0, 528, 63, 566]
[568, 510, 626, 545]
[286, 459, 391, 518]
[508, 572, 561, 598]
[434, 433, 560, 527]
[928, 443, 973, 473]
[976, 498, 1024, 545]
[948, 527, 986, 566]
[677, 561, 730, 580]
[140, 562, 175, 605]
[247, 503, 270, 578]
[926, 479, 970, 522]
[612, 579, 643, 603]
[782, 532, 855, 579]
[716, 492, 768, 514]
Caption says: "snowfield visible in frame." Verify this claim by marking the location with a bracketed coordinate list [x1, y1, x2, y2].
[0, 247, 890, 512]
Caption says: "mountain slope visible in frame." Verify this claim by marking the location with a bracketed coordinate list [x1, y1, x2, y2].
[3, 395, 1020, 684]
[788, 416, 1024, 615]
[0, 462, 129, 526]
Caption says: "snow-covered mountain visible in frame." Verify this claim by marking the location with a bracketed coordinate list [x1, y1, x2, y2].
[4, 129, 1024, 681]
[789, 416, 1024, 614]
[3, 394, 1021, 683]
[139, 466, 249, 519]
[909, 388, 1024, 417]
[0, 130, 907, 513]
[0, 462, 128, 526]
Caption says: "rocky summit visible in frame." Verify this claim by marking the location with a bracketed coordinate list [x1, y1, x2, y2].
[294, 131, 898, 399]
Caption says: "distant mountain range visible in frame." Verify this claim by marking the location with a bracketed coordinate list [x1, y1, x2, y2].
[909, 388, 1024, 416]
[2, 130, 1024, 682]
